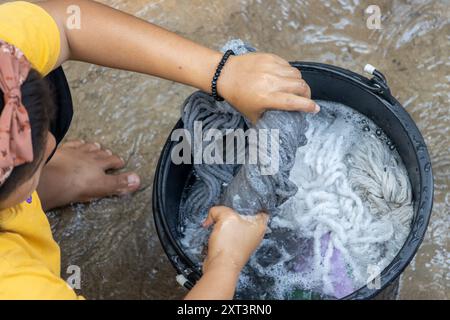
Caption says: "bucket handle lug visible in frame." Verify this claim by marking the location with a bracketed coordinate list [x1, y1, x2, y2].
[176, 267, 201, 289]
[364, 64, 395, 104]
[176, 273, 196, 289]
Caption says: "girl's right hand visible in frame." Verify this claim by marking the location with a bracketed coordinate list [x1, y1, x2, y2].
[218, 52, 319, 124]
[202, 206, 269, 274]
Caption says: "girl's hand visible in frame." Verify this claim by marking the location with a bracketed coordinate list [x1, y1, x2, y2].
[202, 206, 269, 274]
[218, 52, 319, 123]
[184, 206, 268, 300]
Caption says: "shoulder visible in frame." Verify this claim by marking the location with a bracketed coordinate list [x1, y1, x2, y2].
[0, 1, 61, 75]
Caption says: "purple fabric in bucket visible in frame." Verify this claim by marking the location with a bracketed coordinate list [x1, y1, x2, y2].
[292, 232, 354, 298]
[321, 233, 354, 298]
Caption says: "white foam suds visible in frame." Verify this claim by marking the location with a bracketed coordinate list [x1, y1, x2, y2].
[181, 100, 414, 299]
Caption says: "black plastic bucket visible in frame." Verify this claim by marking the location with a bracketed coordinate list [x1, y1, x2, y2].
[153, 62, 433, 299]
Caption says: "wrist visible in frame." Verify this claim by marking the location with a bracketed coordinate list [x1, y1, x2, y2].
[201, 51, 223, 94]
[210, 50, 235, 101]
[215, 54, 236, 101]
[203, 251, 242, 279]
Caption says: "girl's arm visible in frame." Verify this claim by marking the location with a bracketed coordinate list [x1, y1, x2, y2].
[184, 257, 240, 300]
[38, 0, 318, 123]
[185, 206, 268, 300]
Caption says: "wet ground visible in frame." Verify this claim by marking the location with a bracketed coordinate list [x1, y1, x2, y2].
[36, 0, 449, 299]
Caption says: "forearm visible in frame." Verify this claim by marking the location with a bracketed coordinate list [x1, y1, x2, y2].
[184, 264, 240, 300]
[39, 0, 221, 93]
[39, 0, 317, 121]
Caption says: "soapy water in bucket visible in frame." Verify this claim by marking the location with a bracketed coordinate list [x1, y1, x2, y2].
[179, 100, 414, 299]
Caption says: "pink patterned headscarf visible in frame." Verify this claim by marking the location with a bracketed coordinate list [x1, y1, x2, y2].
[0, 40, 33, 187]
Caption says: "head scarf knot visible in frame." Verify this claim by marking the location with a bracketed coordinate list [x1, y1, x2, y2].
[0, 40, 32, 186]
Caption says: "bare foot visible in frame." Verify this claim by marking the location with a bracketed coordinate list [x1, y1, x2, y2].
[37, 140, 141, 211]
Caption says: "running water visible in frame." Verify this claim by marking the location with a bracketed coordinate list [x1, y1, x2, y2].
[180, 100, 414, 299]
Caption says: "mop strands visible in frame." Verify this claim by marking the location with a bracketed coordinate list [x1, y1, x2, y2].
[177, 40, 413, 298]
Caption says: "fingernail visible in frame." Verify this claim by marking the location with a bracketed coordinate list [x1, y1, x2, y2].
[106, 149, 113, 156]
[314, 103, 321, 113]
[127, 174, 140, 187]
[94, 142, 101, 149]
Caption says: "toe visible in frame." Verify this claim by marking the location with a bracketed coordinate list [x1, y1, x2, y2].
[63, 140, 86, 149]
[81, 142, 102, 152]
[99, 154, 126, 171]
[103, 172, 141, 196]
[92, 148, 112, 159]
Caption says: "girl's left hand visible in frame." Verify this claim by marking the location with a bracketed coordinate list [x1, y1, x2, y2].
[202, 206, 269, 274]
[217, 52, 319, 123]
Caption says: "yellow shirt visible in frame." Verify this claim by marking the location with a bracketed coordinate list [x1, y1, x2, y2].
[0, 1, 60, 76]
[0, 193, 80, 299]
[0, 2, 81, 299]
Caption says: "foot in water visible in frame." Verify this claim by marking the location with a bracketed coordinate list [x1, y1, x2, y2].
[37, 140, 140, 211]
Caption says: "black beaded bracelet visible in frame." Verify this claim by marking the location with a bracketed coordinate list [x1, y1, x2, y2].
[211, 49, 235, 101]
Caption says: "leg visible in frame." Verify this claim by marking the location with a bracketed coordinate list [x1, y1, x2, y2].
[37, 140, 140, 211]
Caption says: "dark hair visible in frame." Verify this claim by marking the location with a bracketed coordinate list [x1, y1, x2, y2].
[0, 68, 54, 202]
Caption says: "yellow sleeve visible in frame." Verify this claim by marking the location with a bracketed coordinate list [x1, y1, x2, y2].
[0, 1, 61, 76]
[0, 240, 83, 300]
